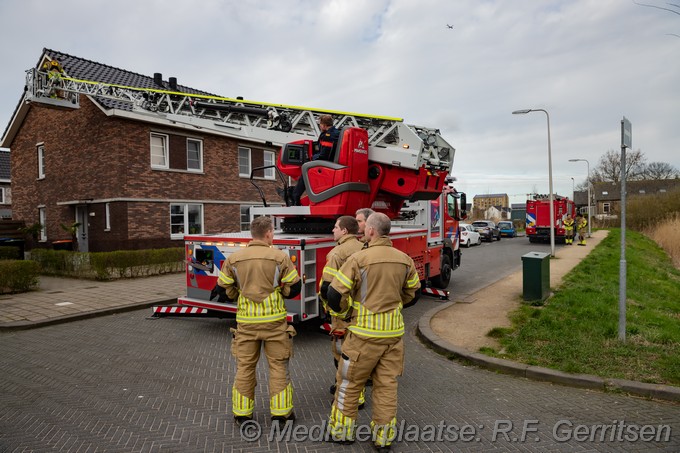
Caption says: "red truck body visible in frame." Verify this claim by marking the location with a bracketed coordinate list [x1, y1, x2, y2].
[525, 195, 576, 243]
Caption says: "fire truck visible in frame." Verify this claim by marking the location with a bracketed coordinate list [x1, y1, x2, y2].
[23, 64, 466, 323]
[525, 194, 576, 244]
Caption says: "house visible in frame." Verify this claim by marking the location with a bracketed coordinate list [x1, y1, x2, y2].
[473, 193, 509, 210]
[593, 179, 680, 217]
[0, 149, 11, 219]
[1, 49, 283, 252]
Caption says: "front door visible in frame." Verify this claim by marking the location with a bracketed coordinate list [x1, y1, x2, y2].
[75, 205, 89, 253]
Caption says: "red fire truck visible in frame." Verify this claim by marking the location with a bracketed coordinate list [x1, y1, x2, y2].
[525, 194, 576, 244]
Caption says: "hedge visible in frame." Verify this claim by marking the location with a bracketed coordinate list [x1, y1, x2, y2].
[0, 246, 21, 260]
[0, 260, 41, 294]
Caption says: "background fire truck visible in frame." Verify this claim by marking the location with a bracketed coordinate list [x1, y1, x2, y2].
[525, 194, 576, 244]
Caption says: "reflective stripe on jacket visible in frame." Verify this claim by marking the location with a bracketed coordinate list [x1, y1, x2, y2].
[321, 234, 363, 318]
[218, 240, 300, 324]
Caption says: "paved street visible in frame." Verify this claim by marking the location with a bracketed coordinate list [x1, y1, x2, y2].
[1, 297, 678, 452]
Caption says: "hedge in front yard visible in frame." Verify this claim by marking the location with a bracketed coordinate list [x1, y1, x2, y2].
[0, 246, 21, 260]
[0, 260, 41, 294]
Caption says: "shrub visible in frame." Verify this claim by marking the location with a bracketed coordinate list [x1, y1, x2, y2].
[30, 249, 89, 277]
[0, 260, 41, 294]
[0, 246, 21, 260]
[627, 187, 680, 231]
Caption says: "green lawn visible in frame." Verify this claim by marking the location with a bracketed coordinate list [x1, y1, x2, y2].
[483, 229, 680, 386]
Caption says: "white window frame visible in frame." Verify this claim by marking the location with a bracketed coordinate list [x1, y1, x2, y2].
[37, 145, 45, 179]
[150, 133, 169, 169]
[187, 138, 203, 172]
[240, 205, 252, 231]
[238, 147, 251, 178]
[170, 203, 204, 239]
[38, 207, 47, 242]
[105, 203, 111, 231]
[263, 150, 276, 180]
[603, 202, 610, 214]
[0, 187, 4, 204]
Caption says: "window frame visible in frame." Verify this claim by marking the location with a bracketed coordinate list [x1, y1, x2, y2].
[238, 146, 251, 178]
[187, 138, 203, 172]
[603, 202, 611, 214]
[37, 145, 45, 179]
[150, 132, 169, 169]
[169, 203, 204, 239]
[263, 150, 276, 180]
[105, 203, 111, 231]
[0, 187, 4, 204]
[38, 207, 47, 242]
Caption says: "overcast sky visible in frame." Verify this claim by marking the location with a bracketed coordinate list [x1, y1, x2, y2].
[1, 0, 678, 204]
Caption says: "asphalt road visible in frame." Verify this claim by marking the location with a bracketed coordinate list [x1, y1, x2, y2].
[0, 238, 678, 452]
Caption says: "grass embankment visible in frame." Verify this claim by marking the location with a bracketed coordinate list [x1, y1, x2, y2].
[485, 228, 680, 386]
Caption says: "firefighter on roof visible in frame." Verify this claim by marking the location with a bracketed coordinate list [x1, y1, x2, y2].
[325, 212, 420, 451]
[318, 215, 365, 407]
[577, 214, 588, 246]
[211, 216, 301, 425]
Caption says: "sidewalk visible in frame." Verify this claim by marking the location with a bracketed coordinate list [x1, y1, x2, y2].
[0, 273, 185, 331]
[417, 229, 680, 403]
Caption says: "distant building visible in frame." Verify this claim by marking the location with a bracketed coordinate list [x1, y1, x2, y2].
[511, 203, 526, 223]
[473, 193, 509, 210]
[0, 149, 10, 219]
[593, 179, 680, 217]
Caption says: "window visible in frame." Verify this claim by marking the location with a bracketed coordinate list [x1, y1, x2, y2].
[240, 205, 251, 231]
[38, 207, 47, 242]
[603, 202, 610, 214]
[170, 203, 203, 238]
[0, 187, 4, 204]
[238, 147, 251, 177]
[602, 191, 608, 195]
[263, 150, 275, 179]
[187, 138, 203, 171]
[150, 133, 169, 169]
[37, 145, 45, 178]
[105, 203, 111, 231]
[638, 190, 645, 194]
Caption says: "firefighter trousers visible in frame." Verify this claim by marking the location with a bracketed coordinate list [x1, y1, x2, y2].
[329, 332, 404, 443]
[231, 321, 296, 418]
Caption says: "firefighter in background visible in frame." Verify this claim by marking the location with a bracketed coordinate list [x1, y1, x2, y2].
[577, 214, 588, 246]
[43, 60, 65, 99]
[355, 207, 375, 242]
[292, 114, 339, 205]
[326, 213, 420, 451]
[318, 216, 365, 407]
[211, 216, 301, 425]
[564, 214, 575, 245]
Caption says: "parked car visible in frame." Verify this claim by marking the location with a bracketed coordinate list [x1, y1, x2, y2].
[471, 220, 501, 242]
[459, 223, 482, 247]
[497, 221, 517, 238]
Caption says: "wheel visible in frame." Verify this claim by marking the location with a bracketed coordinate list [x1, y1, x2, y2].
[477, 237, 482, 246]
[497, 234, 501, 241]
[431, 254, 452, 289]
[464, 240, 470, 248]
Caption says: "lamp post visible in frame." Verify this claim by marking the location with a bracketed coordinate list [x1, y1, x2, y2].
[568, 158, 591, 238]
[571, 177, 575, 201]
[513, 108, 555, 257]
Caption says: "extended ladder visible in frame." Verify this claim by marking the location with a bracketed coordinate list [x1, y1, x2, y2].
[24, 68, 453, 172]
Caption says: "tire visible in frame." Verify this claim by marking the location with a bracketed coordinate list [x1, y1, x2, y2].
[497, 234, 501, 241]
[431, 254, 452, 289]
[477, 237, 482, 246]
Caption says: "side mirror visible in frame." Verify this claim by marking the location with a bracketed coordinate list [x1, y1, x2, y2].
[459, 193, 467, 220]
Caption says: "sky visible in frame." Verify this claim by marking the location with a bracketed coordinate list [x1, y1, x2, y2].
[1, 0, 678, 205]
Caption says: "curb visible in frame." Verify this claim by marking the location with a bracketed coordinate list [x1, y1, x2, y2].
[0, 298, 175, 332]
[417, 302, 680, 404]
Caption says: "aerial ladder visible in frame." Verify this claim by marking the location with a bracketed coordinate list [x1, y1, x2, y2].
[24, 65, 455, 232]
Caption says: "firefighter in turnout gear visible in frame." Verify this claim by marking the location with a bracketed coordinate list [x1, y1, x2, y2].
[212, 216, 301, 424]
[326, 213, 420, 451]
[577, 214, 588, 246]
[564, 214, 575, 245]
[355, 207, 375, 243]
[319, 216, 365, 407]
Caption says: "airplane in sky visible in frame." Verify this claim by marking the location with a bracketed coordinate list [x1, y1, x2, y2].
[446, 24, 454, 29]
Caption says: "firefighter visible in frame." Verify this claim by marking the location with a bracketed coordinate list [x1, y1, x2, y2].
[43, 60, 65, 99]
[564, 214, 575, 245]
[355, 207, 375, 243]
[577, 214, 588, 246]
[326, 213, 420, 451]
[319, 216, 366, 407]
[292, 114, 339, 205]
[211, 216, 301, 425]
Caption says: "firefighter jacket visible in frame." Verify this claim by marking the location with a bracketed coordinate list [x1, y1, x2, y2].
[320, 234, 364, 319]
[328, 236, 420, 338]
[577, 217, 588, 231]
[564, 218, 575, 231]
[313, 126, 340, 161]
[218, 240, 300, 324]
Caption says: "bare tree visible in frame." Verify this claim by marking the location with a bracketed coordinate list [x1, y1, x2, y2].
[591, 149, 647, 183]
[644, 161, 680, 179]
[634, 1, 680, 37]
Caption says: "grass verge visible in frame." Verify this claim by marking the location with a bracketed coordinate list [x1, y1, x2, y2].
[487, 228, 680, 386]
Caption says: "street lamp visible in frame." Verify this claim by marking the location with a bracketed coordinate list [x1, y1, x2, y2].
[569, 158, 591, 238]
[571, 177, 575, 201]
[513, 108, 555, 257]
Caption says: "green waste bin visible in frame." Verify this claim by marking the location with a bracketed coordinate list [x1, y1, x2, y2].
[521, 251, 550, 301]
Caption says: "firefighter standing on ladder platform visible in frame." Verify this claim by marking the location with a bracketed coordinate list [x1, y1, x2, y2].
[211, 216, 301, 425]
[326, 213, 420, 451]
[318, 216, 366, 408]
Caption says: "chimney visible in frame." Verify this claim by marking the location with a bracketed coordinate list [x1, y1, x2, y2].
[169, 77, 178, 91]
[153, 73, 164, 87]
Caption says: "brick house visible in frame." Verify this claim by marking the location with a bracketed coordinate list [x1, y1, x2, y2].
[1, 49, 282, 252]
[593, 179, 680, 217]
[0, 149, 10, 219]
